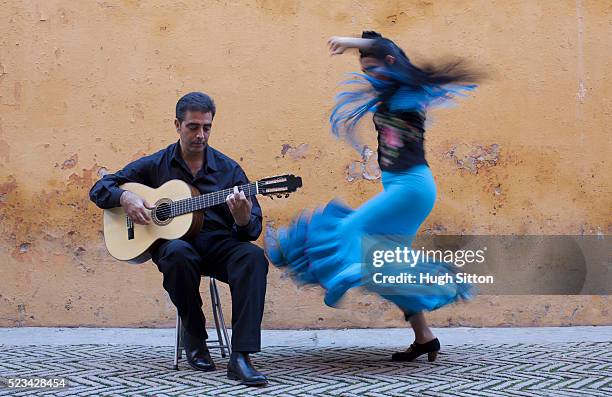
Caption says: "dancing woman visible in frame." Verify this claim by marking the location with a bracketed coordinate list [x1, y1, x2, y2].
[266, 31, 482, 361]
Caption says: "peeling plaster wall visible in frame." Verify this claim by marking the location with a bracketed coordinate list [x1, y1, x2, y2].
[1, 1, 610, 328]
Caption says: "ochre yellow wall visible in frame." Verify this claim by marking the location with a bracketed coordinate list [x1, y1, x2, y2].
[1, 1, 610, 328]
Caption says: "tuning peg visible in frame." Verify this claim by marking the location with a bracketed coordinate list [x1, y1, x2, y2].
[269, 196, 274, 200]
[277, 194, 282, 198]
[285, 194, 289, 198]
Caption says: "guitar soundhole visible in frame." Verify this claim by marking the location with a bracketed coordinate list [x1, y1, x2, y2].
[152, 200, 173, 226]
[155, 203, 172, 221]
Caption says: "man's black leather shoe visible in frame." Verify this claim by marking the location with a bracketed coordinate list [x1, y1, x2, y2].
[182, 328, 216, 372]
[227, 352, 267, 386]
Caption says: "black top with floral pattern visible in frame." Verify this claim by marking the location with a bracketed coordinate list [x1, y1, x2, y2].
[373, 103, 428, 171]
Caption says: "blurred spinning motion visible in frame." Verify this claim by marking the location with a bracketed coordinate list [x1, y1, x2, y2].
[266, 31, 484, 362]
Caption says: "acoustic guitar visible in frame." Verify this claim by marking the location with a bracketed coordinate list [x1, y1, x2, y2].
[103, 174, 302, 263]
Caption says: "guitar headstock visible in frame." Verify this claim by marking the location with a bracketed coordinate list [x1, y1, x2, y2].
[258, 174, 303, 198]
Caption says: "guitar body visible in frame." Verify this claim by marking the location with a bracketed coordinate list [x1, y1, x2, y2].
[103, 179, 203, 263]
[101, 174, 302, 263]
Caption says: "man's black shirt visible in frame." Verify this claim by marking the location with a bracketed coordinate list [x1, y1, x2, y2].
[89, 141, 262, 241]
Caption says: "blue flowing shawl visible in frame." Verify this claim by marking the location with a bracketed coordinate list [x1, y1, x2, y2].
[329, 38, 479, 152]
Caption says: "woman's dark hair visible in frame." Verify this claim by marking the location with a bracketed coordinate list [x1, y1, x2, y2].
[358, 30, 480, 87]
[330, 30, 483, 152]
[359, 31, 408, 59]
[176, 92, 216, 122]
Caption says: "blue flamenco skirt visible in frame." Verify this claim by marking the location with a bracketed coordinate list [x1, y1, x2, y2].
[265, 165, 474, 315]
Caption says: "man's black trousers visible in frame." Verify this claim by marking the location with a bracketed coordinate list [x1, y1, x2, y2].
[151, 230, 268, 352]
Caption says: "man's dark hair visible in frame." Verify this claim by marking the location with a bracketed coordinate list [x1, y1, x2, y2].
[175, 92, 216, 122]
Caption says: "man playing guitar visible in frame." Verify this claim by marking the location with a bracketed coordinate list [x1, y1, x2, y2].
[90, 92, 269, 386]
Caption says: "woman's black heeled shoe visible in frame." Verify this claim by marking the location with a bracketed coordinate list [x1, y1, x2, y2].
[391, 338, 440, 362]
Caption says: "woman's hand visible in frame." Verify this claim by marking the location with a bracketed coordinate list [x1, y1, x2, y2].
[328, 36, 374, 55]
[328, 36, 351, 55]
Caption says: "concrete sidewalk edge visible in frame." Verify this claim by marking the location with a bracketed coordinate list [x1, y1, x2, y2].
[1, 326, 610, 347]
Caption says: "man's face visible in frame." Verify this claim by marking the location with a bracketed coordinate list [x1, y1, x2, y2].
[175, 110, 213, 157]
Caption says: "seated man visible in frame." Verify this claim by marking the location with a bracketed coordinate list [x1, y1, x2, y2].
[89, 92, 268, 386]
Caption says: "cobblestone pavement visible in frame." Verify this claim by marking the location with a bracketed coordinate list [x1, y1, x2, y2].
[1, 341, 610, 396]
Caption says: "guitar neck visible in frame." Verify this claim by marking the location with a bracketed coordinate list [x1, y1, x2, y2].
[172, 182, 258, 217]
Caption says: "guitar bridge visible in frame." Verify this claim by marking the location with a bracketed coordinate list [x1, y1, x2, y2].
[126, 216, 134, 240]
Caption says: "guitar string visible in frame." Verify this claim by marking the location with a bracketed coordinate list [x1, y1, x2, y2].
[127, 179, 294, 222]
[152, 183, 260, 218]
[154, 184, 255, 218]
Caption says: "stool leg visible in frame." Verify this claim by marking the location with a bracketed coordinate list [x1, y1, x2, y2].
[173, 311, 181, 370]
[212, 278, 232, 356]
[210, 278, 227, 358]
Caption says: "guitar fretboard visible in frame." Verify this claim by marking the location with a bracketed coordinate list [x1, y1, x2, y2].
[170, 182, 258, 217]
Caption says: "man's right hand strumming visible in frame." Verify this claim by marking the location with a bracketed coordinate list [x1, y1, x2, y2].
[120, 190, 153, 225]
